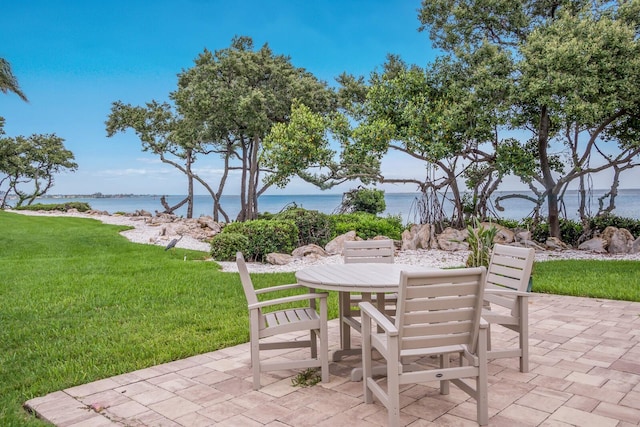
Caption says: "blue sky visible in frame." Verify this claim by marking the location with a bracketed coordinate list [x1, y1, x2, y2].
[1, 0, 441, 195]
[2, 1, 635, 196]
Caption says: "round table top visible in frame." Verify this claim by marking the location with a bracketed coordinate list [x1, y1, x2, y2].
[295, 263, 436, 292]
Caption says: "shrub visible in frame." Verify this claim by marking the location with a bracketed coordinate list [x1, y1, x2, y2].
[340, 187, 386, 214]
[15, 202, 91, 212]
[223, 219, 298, 261]
[466, 218, 497, 268]
[273, 207, 334, 247]
[589, 214, 640, 238]
[209, 232, 249, 261]
[331, 212, 404, 240]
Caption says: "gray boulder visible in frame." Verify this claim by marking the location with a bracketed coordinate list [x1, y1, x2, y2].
[266, 253, 294, 265]
[324, 231, 358, 255]
[292, 244, 328, 258]
[437, 227, 469, 251]
[578, 237, 608, 253]
[602, 226, 634, 254]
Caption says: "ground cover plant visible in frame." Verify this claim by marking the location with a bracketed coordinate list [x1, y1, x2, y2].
[0, 211, 638, 425]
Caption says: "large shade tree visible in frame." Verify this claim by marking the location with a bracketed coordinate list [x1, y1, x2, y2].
[419, 0, 640, 237]
[173, 36, 336, 221]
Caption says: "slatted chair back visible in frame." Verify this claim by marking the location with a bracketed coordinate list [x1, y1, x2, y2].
[396, 267, 487, 356]
[343, 239, 394, 264]
[484, 244, 535, 317]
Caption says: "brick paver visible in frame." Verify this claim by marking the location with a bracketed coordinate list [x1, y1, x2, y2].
[25, 294, 640, 426]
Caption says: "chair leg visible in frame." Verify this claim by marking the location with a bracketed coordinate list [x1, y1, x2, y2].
[361, 312, 373, 404]
[320, 298, 329, 383]
[477, 327, 489, 426]
[387, 339, 401, 427]
[440, 354, 450, 395]
[310, 329, 318, 359]
[250, 327, 261, 390]
[519, 297, 529, 373]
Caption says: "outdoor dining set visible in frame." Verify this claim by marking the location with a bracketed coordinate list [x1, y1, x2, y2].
[236, 240, 535, 427]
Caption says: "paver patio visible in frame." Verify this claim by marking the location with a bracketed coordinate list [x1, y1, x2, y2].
[25, 293, 640, 426]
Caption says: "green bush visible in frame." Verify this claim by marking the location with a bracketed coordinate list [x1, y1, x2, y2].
[273, 207, 334, 247]
[589, 214, 640, 238]
[341, 188, 386, 214]
[331, 212, 403, 240]
[521, 218, 584, 247]
[14, 202, 91, 212]
[209, 232, 249, 261]
[223, 219, 298, 262]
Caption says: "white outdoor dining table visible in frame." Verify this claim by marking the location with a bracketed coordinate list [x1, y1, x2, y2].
[295, 263, 437, 379]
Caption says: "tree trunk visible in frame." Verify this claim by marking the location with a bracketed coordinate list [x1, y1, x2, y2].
[537, 106, 560, 237]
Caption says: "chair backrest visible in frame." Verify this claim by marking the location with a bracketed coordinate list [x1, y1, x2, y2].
[485, 244, 535, 314]
[236, 252, 258, 306]
[395, 267, 486, 354]
[343, 239, 394, 264]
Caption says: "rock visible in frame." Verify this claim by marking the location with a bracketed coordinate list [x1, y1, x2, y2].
[578, 237, 608, 253]
[401, 224, 433, 251]
[631, 237, 640, 254]
[515, 230, 532, 242]
[517, 240, 545, 251]
[197, 216, 222, 234]
[266, 253, 293, 265]
[479, 222, 515, 244]
[437, 227, 469, 251]
[325, 231, 358, 255]
[292, 244, 328, 258]
[602, 226, 634, 254]
[545, 237, 568, 251]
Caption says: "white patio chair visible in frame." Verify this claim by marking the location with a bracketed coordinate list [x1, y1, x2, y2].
[360, 267, 489, 427]
[337, 240, 397, 359]
[482, 244, 535, 372]
[236, 252, 329, 390]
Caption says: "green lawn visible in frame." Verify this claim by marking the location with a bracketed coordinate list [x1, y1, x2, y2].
[0, 211, 638, 425]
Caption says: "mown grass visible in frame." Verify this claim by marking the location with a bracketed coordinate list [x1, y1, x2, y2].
[532, 259, 640, 301]
[0, 212, 330, 426]
[0, 211, 638, 425]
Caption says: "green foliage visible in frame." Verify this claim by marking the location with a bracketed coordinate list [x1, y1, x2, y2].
[465, 218, 497, 268]
[291, 368, 322, 387]
[14, 202, 91, 212]
[340, 187, 386, 215]
[589, 214, 640, 238]
[272, 207, 334, 247]
[524, 219, 584, 247]
[210, 232, 249, 261]
[331, 212, 403, 240]
[0, 132, 77, 208]
[223, 219, 298, 262]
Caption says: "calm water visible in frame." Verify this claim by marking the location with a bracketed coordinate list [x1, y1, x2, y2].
[32, 189, 640, 224]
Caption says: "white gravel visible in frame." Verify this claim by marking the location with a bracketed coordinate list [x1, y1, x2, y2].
[10, 209, 640, 273]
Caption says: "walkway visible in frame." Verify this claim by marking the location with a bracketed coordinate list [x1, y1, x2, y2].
[25, 294, 640, 426]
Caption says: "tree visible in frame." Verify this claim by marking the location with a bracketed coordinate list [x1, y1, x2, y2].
[0, 128, 77, 208]
[0, 58, 28, 102]
[173, 36, 336, 221]
[106, 101, 202, 219]
[419, 0, 640, 237]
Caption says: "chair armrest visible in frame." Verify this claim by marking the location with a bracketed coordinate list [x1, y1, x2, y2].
[248, 292, 328, 310]
[484, 288, 530, 297]
[255, 283, 306, 295]
[480, 317, 489, 328]
[359, 301, 398, 336]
